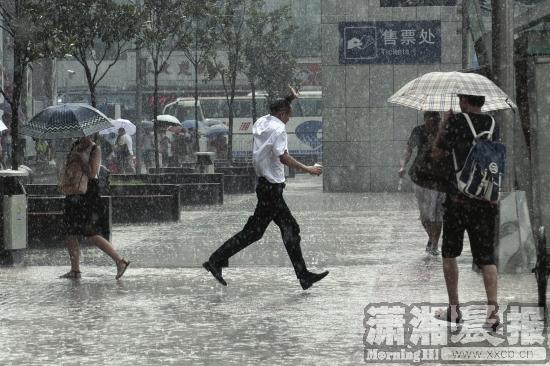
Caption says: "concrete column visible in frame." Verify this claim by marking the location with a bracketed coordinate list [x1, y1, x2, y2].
[491, 0, 516, 191]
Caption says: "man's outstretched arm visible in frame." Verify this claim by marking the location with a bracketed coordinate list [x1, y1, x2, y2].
[279, 151, 322, 176]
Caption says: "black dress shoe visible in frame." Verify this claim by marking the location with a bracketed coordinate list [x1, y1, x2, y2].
[299, 270, 329, 290]
[203, 261, 227, 286]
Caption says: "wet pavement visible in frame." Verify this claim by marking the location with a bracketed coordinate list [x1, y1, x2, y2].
[0, 175, 542, 365]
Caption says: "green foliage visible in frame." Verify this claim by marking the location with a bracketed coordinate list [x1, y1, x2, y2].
[0, 0, 70, 168]
[0, 0, 68, 64]
[135, 0, 191, 169]
[243, 3, 298, 103]
[54, 0, 140, 106]
[206, 0, 298, 104]
[136, 0, 189, 67]
[204, 0, 298, 161]
[180, 0, 219, 71]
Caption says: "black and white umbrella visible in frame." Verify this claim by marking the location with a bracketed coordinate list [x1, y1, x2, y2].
[388, 71, 517, 112]
[21, 103, 112, 139]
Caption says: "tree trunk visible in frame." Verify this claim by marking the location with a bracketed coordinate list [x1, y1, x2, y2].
[194, 58, 199, 153]
[82, 62, 97, 108]
[227, 102, 233, 166]
[10, 40, 24, 170]
[250, 81, 257, 123]
[153, 68, 160, 170]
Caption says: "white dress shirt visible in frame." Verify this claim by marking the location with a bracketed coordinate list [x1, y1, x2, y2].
[252, 114, 287, 183]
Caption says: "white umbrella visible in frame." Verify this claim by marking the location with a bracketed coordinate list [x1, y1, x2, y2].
[156, 114, 181, 126]
[99, 118, 136, 136]
[0, 120, 7, 132]
[388, 71, 517, 112]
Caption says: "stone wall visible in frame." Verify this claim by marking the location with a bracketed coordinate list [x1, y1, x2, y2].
[321, 0, 463, 192]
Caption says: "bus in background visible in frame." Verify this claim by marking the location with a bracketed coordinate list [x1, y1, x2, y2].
[162, 97, 206, 124]
[200, 91, 322, 161]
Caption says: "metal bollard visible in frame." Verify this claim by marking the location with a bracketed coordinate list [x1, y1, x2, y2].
[533, 226, 549, 309]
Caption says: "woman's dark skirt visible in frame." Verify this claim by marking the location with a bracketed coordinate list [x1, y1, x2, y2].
[63, 179, 101, 237]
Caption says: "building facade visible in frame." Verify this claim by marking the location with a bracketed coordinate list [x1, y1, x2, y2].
[321, 0, 463, 192]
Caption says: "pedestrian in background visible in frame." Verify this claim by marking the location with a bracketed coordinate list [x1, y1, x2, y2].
[59, 135, 130, 279]
[203, 87, 329, 290]
[399, 111, 446, 256]
[140, 129, 155, 173]
[114, 127, 135, 174]
[159, 130, 173, 167]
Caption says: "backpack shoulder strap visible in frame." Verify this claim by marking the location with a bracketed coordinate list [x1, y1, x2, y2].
[487, 115, 496, 140]
[462, 112, 495, 140]
[461, 113, 478, 138]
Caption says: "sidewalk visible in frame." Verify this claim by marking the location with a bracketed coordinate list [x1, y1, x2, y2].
[0, 175, 539, 365]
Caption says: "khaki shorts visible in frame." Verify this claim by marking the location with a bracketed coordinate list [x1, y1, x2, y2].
[414, 184, 446, 223]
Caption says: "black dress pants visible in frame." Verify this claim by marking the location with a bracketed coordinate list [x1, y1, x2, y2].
[209, 177, 308, 278]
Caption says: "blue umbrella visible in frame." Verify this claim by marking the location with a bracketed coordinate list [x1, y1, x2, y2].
[205, 124, 229, 138]
[182, 119, 207, 130]
[22, 103, 112, 139]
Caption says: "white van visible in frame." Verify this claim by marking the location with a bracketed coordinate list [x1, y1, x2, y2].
[163, 97, 205, 123]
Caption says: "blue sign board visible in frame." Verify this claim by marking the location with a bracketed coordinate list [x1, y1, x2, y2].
[339, 21, 441, 64]
[380, 0, 456, 6]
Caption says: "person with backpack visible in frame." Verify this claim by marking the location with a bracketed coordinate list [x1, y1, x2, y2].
[59, 135, 130, 280]
[432, 94, 504, 331]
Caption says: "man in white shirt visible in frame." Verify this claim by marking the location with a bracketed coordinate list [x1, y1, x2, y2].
[203, 89, 329, 290]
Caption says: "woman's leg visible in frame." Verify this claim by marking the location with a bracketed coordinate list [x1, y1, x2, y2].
[65, 235, 81, 272]
[88, 235, 123, 263]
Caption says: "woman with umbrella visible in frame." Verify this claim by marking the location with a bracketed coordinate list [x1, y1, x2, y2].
[60, 135, 130, 279]
[22, 104, 131, 279]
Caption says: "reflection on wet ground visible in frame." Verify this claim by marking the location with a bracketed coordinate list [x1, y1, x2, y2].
[0, 176, 539, 365]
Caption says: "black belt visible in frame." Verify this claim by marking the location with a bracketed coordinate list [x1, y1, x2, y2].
[258, 177, 285, 188]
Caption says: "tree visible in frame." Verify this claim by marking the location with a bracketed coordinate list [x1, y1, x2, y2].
[242, 3, 297, 123]
[137, 0, 189, 169]
[55, 0, 140, 108]
[205, 0, 253, 165]
[180, 0, 218, 152]
[206, 0, 297, 163]
[0, 0, 66, 169]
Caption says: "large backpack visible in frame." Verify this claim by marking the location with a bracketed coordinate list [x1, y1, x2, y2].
[452, 113, 506, 203]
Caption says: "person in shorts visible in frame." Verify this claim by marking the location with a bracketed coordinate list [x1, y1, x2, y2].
[399, 111, 446, 256]
[432, 94, 500, 330]
[60, 135, 130, 280]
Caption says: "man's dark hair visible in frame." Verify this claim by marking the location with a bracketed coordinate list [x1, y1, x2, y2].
[458, 94, 485, 107]
[423, 111, 440, 121]
[269, 98, 292, 114]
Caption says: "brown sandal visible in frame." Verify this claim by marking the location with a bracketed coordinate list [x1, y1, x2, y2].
[115, 258, 130, 280]
[483, 304, 500, 331]
[434, 305, 463, 324]
[59, 270, 81, 279]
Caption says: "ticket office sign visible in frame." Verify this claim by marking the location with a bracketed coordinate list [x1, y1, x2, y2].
[339, 21, 441, 65]
[380, 0, 457, 6]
